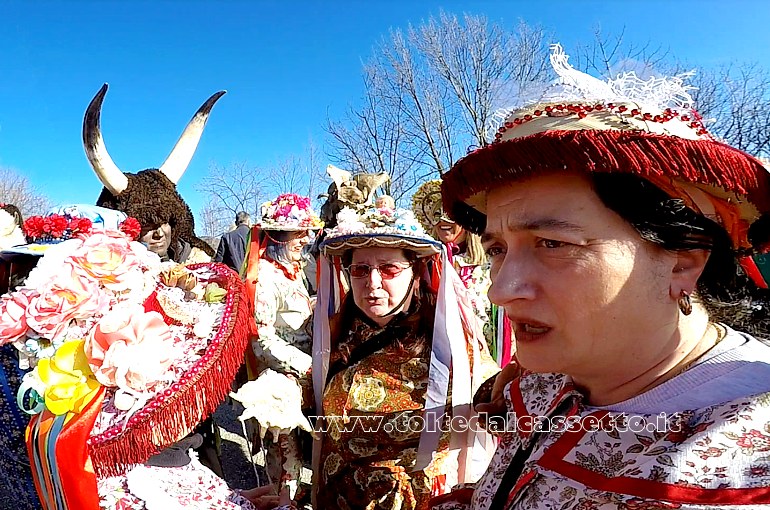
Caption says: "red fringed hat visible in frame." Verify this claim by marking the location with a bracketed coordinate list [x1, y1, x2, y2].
[442, 44, 770, 255]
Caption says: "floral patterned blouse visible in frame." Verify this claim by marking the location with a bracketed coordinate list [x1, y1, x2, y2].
[431, 369, 770, 510]
[252, 260, 313, 377]
[317, 298, 457, 510]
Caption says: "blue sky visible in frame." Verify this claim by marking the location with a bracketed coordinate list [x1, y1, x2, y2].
[1, 0, 769, 233]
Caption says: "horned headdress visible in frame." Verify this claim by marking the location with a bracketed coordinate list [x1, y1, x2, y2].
[83, 84, 225, 257]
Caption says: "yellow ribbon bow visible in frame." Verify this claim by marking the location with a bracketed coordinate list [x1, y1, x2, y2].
[36, 339, 101, 415]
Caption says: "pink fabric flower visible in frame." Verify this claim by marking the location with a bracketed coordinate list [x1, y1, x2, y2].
[0, 289, 35, 345]
[25, 268, 111, 342]
[69, 232, 142, 291]
[86, 306, 175, 393]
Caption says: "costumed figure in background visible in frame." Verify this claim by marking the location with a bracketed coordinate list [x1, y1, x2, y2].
[238, 193, 323, 501]
[308, 204, 499, 510]
[0, 203, 26, 251]
[81, 84, 227, 475]
[412, 180, 513, 366]
[0, 203, 41, 510]
[432, 44, 770, 509]
[83, 83, 221, 264]
[0, 203, 36, 294]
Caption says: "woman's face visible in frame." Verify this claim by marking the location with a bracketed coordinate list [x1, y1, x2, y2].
[482, 172, 679, 381]
[434, 220, 465, 244]
[287, 230, 310, 262]
[141, 223, 172, 257]
[349, 247, 416, 327]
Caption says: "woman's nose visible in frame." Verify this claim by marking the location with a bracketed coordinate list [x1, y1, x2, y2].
[487, 252, 537, 305]
[365, 268, 383, 289]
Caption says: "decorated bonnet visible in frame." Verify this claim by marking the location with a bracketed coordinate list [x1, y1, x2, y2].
[320, 206, 442, 257]
[442, 44, 770, 255]
[411, 179, 454, 233]
[0, 213, 249, 508]
[258, 192, 323, 231]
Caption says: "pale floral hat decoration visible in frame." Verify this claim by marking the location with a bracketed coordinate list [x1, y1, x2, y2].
[442, 43, 770, 257]
[320, 205, 441, 257]
[258, 193, 323, 231]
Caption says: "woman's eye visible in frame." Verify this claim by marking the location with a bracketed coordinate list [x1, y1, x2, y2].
[537, 239, 569, 249]
[485, 246, 504, 257]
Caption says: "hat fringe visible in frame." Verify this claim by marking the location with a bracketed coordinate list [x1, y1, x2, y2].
[88, 264, 250, 477]
[444, 130, 770, 231]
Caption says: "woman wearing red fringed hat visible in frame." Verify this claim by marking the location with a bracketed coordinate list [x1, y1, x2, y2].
[430, 44, 770, 509]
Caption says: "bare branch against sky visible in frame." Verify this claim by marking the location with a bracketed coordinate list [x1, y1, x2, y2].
[326, 12, 551, 204]
[0, 166, 51, 217]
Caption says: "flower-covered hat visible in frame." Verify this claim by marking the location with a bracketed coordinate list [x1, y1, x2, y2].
[320, 206, 441, 258]
[411, 179, 453, 233]
[442, 44, 770, 255]
[5, 204, 136, 256]
[258, 193, 323, 231]
[0, 217, 250, 508]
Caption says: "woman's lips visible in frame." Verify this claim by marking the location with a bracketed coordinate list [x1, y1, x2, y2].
[509, 317, 552, 342]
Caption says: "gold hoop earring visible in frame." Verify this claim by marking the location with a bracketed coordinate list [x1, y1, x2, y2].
[678, 290, 692, 316]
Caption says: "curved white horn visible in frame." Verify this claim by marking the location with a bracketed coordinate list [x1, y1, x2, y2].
[82, 83, 128, 195]
[159, 91, 226, 184]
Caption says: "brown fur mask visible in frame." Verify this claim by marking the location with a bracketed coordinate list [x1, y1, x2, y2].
[83, 84, 225, 258]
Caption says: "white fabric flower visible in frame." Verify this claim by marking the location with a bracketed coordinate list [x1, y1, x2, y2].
[230, 369, 315, 437]
[335, 207, 366, 233]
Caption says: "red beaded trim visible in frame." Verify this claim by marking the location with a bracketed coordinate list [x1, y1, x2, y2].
[493, 103, 709, 143]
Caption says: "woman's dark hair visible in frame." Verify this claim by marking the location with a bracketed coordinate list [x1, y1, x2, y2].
[333, 248, 434, 360]
[260, 230, 296, 264]
[591, 172, 770, 337]
[0, 204, 23, 227]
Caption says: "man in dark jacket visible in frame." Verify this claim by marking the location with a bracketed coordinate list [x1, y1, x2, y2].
[214, 211, 251, 272]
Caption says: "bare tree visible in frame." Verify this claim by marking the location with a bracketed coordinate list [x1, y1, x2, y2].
[687, 63, 770, 157]
[268, 156, 303, 196]
[0, 166, 51, 217]
[264, 137, 328, 202]
[326, 13, 551, 204]
[305, 137, 327, 203]
[196, 162, 266, 232]
[571, 26, 672, 80]
[199, 196, 229, 237]
[327, 64, 421, 202]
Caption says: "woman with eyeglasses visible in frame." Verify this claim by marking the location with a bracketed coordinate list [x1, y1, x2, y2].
[298, 206, 499, 510]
